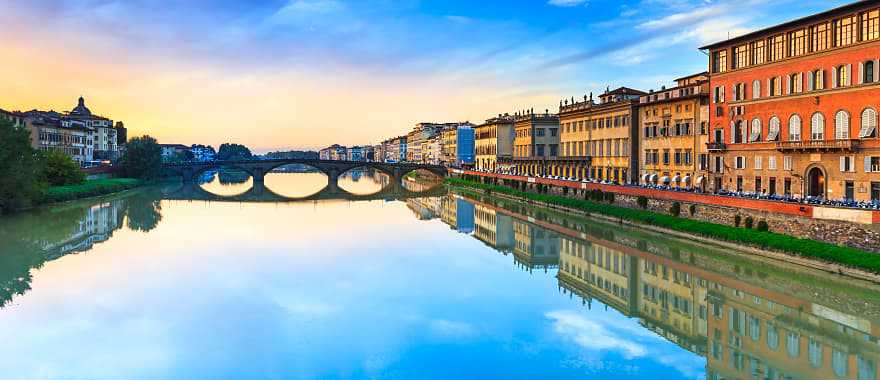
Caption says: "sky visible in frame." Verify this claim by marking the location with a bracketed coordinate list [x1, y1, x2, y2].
[0, 0, 852, 152]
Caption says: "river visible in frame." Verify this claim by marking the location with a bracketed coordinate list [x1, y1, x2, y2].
[1, 169, 879, 380]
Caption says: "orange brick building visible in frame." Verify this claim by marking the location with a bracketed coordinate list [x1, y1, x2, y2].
[703, 1, 880, 200]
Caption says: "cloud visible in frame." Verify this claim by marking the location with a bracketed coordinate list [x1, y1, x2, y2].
[428, 319, 478, 339]
[548, 0, 589, 7]
[637, 5, 729, 30]
[546, 310, 647, 359]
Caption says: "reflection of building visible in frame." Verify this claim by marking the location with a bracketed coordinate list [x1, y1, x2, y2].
[473, 204, 514, 252]
[639, 73, 710, 190]
[440, 195, 475, 234]
[702, 2, 880, 199]
[513, 219, 559, 271]
[475, 114, 515, 171]
[43, 199, 127, 259]
[558, 237, 639, 315]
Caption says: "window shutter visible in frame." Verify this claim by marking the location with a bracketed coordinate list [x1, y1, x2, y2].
[847, 64, 853, 86]
[785, 76, 791, 94]
[859, 62, 865, 85]
[874, 60, 879, 83]
[832, 68, 838, 88]
[840, 157, 846, 172]
[767, 78, 772, 95]
[866, 156, 873, 173]
[819, 70, 825, 90]
[808, 72, 815, 91]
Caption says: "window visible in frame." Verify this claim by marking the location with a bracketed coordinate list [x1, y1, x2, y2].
[755, 156, 763, 170]
[750, 119, 762, 142]
[769, 35, 785, 61]
[812, 112, 825, 140]
[836, 65, 850, 87]
[753, 80, 761, 99]
[835, 111, 850, 139]
[812, 22, 830, 52]
[789, 73, 802, 93]
[752, 39, 766, 65]
[860, 108, 878, 138]
[784, 156, 793, 171]
[735, 156, 747, 170]
[787, 332, 801, 358]
[809, 339, 823, 369]
[770, 76, 780, 96]
[841, 156, 855, 172]
[789, 29, 807, 57]
[769, 156, 777, 170]
[865, 61, 876, 84]
[835, 15, 857, 47]
[863, 10, 880, 41]
[712, 50, 728, 73]
[734, 44, 749, 69]
[768, 116, 781, 141]
[811, 69, 824, 90]
[713, 86, 725, 103]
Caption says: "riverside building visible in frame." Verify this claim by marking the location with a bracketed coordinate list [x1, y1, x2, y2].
[639, 73, 711, 190]
[556, 88, 644, 183]
[511, 109, 560, 176]
[703, 1, 880, 200]
[475, 114, 515, 171]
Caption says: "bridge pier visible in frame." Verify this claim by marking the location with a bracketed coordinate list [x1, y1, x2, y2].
[326, 169, 341, 194]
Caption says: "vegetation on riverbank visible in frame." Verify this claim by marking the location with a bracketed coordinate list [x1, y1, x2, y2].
[43, 178, 142, 204]
[446, 177, 880, 273]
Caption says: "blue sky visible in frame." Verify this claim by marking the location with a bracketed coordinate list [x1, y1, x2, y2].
[0, 0, 852, 150]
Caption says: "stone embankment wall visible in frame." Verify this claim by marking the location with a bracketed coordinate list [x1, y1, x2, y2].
[476, 176, 880, 253]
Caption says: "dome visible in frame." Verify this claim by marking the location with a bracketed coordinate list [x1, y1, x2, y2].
[70, 96, 92, 116]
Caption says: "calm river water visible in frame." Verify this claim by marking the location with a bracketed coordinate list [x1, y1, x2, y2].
[2, 169, 880, 380]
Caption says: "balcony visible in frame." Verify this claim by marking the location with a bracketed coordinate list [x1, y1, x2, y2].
[706, 142, 726, 152]
[775, 139, 860, 152]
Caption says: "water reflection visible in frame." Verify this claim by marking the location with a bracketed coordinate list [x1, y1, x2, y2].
[198, 168, 253, 196]
[338, 168, 390, 195]
[1, 186, 879, 379]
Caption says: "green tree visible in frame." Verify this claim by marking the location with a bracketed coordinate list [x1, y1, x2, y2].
[37, 149, 85, 186]
[217, 143, 252, 160]
[120, 135, 162, 180]
[0, 116, 44, 213]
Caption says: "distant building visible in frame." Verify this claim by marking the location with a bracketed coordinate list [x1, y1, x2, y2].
[22, 110, 93, 165]
[348, 146, 364, 161]
[475, 114, 515, 171]
[440, 123, 476, 167]
[160, 144, 189, 162]
[512, 110, 559, 176]
[407, 123, 444, 163]
[384, 136, 407, 163]
[189, 145, 216, 162]
[319, 144, 347, 160]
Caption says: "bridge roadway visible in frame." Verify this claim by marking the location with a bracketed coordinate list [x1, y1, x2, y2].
[163, 159, 448, 194]
[162, 177, 448, 203]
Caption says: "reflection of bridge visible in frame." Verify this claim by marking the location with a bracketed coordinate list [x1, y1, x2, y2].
[162, 179, 448, 203]
[163, 159, 448, 194]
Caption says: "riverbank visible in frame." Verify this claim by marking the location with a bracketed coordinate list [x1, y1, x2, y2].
[446, 177, 880, 276]
[42, 178, 142, 204]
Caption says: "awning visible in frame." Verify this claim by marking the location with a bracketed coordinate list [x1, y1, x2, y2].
[642, 173, 650, 183]
[683, 175, 691, 185]
[695, 176, 705, 186]
[860, 123, 877, 138]
[671, 175, 681, 184]
[660, 176, 670, 184]
[649, 174, 658, 183]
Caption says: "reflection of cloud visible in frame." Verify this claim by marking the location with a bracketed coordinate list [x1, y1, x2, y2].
[548, 0, 589, 7]
[428, 319, 477, 339]
[546, 310, 646, 359]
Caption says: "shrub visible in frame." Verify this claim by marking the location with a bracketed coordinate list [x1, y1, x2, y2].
[745, 216, 754, 229]
[670, 202, 681, 217]
[689, 204, 696, 215]
[42, 178, 141, 204]
[757, 220, 770, 232]
[604, 192, 615, 203]
[734, 215, 742, 227]
[637, 196, 648, 209]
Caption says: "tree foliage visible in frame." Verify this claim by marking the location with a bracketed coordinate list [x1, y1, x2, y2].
[217, 143, 253, 160]
[120, 136, 162, 180]
[37, 149, 85, 186]
[0, 116, 44, 213]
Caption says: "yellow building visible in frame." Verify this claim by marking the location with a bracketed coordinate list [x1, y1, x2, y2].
[556, 88, 645, 182]
[512, 110, 560, 176]
[639, 73, 711, 189]
[475, 114, 515, 171]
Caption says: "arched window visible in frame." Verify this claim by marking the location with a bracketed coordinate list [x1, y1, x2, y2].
[768, 116, 781, 141]
[860, 108, 877, 138]
[750, 118, 762, 142]
[835, 110, 850, 139]
[789, 114, 802, 141]
[833, 349, 849, 378]
[858, 356, 877, 380]
[837, 65, 849, 87]
[748, 316, 761, 341]
[809, 338, 823, 368]
[812, 112, 825, 140]
[866, 61, 876, 83]
[753, 80, 761, 99]
[767, 324, 780, 350]
[787, 331, 801, 358]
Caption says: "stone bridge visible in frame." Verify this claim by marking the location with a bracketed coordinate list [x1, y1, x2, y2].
[163, 159, 448, 194]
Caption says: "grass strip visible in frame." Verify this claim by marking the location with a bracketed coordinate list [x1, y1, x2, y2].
[43, 178, 142, 204]
[446, 177, 880, 274]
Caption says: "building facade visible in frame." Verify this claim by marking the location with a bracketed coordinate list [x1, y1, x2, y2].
[475, 114, 515, 171]
[23, 110, 93, 164]
[639, 73, 711, 189]
[556, 88, 644, 183]
[512, 110, 560, 176]
[440, 123, 476, 167]
[703, 1, 880, 200]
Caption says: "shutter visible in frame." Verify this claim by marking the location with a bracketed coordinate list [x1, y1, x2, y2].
[832, 68, 838, 88]
[767, 78, 772, 96]
[866, 156, 873, 173]
[785, 76, 791, 94]
[840, 156, 846, 172]
[808, 72, 815, 91]
[859, 62, 865, 85]
[874, 60, 879, 83]
[847, 64, 853, 86]
[819, 70, 825, 90]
